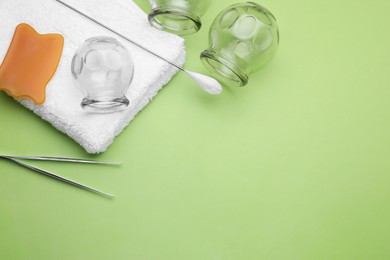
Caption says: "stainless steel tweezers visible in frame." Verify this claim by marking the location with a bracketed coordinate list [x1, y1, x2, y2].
[0, 154, 120, 198]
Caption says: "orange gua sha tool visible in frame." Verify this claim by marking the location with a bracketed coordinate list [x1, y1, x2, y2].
[0, 23, 64, 105]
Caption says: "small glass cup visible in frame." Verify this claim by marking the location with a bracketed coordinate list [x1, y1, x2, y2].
[148, 0, 211, 36]
[71, 37, 134, 113]
[201, 2, 279, 87]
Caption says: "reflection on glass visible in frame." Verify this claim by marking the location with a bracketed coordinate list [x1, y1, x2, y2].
[148, 0, 211, 36]
[71, 37, 134, 113]
[201, 2, 279, 87]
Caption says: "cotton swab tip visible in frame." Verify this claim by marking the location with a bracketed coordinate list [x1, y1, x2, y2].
[186, 71, 223, 95]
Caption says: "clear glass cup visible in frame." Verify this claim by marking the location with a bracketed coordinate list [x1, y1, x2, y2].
[148, 0, 211, 36]
[71, 37, 134, 113]
[201, 2, 279, 87]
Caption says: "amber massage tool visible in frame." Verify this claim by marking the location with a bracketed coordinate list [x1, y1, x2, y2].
[0, 23, 64, 104]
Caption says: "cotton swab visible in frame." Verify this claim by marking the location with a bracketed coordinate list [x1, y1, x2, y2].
[54, 0, 223, 95]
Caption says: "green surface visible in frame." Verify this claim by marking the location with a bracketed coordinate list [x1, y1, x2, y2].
[1, 0, 390, 259]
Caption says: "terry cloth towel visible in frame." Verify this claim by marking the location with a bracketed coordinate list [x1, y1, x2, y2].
[0, 0, 186, 153]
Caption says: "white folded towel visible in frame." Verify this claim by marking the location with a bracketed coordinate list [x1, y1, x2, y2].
[0, 0, 186, 153]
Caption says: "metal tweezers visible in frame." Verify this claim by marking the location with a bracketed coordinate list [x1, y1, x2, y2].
[0, 154, 120, 198]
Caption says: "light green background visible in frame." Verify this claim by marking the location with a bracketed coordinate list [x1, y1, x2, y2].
[1, 0, 390, 259]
